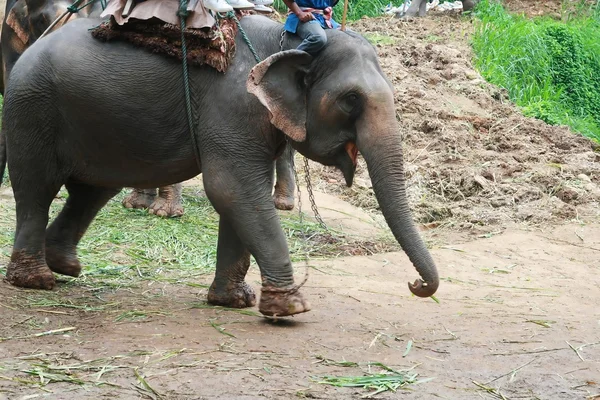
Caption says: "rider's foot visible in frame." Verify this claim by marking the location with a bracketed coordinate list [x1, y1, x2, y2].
[205, 0, 234, 12]
[253, 4, 273, 12]
[227, 0, 255, 10]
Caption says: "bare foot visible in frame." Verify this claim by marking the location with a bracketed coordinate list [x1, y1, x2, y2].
[45, 246, 82, 277]
[148, 196, 184, 218]
[5, 251, 56, 289]
[207, 281, 256, 308]
[259, 287, 311, 317]
[122, 189, 156, 210]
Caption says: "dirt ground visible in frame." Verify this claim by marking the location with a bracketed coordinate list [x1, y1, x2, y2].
[1, 2, 600, 399]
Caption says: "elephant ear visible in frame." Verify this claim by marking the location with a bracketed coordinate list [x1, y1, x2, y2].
[247, 50, 313, 142]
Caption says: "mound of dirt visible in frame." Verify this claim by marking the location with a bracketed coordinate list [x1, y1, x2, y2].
[302, 13, 600, 234]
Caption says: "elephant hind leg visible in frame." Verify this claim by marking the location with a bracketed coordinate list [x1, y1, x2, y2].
[45, 182, 120, 277]
[5, 172, 63, 290]
[207, 217, 256, 308]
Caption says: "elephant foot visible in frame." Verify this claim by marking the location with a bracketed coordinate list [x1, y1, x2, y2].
[5, 251, 56, 290]
[148, 196, 184, 218]
[259, 286, 311, 317]
[122, 189, 156, 210]
[45, 245, 82, 277]
[395, 12, 418, 20]
[273, 193, 295, 211]
[207, 281, 257, 308]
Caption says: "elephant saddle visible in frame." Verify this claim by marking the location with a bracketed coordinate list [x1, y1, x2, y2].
[90, 12, 248, 72]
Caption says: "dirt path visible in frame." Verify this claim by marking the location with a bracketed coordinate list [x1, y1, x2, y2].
[1, 212, 599, 399]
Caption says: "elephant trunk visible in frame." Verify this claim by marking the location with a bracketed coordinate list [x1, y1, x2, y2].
[356, 109, 439, 298]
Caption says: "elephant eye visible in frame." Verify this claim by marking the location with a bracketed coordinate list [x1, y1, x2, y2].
[339, 92, 360, 114]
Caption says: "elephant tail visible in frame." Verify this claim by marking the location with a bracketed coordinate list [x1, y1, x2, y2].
[0, 127, 6, 187]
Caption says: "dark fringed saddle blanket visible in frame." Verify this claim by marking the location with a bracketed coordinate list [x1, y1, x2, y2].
[90, 14, 244, 72]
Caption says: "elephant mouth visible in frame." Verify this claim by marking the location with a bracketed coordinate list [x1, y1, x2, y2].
[345, 141, 359, 167]
[339, 141, 358, 187]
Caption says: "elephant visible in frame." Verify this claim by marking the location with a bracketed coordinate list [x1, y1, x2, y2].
[396, 0, 477, 18]
[0, 14, 439, 317]
[0, 0, 298, 217]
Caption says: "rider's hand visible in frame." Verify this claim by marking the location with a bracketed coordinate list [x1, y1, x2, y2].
[297, 11, 315, 22]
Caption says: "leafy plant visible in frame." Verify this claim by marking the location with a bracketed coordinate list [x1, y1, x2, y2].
[472, 0, 600, 142]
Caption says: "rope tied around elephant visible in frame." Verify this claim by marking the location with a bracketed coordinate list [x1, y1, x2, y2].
[38, 0, 107, 40]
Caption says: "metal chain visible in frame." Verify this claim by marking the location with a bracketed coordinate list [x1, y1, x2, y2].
[279, 29, 286, 51]
[290, 149, 303, 223]
[303, 157, 329, 232]
[280, 29, 328, 233]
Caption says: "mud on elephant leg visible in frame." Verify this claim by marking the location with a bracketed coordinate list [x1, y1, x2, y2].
[122, 188, 157, 210]
[148, 184, 184, 218]
[203, 164, 310, 317]
[207, 217, 256, 308]
[273, 146, 296, 211]
[45, 182, 120, 277]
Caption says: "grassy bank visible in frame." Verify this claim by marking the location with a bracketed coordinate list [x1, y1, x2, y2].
[472, 0, 600, 142]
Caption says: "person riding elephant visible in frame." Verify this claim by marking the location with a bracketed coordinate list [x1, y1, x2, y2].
[283, 0, 339, 56]
[0, 14, 439, 317]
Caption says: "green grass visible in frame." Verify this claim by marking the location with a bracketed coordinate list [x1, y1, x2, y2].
[0, 187, 398, 289]
[314, 362, 432, 397]
[472, 0, 600, 142]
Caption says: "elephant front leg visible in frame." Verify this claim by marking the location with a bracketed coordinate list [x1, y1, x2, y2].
[204, 165, 311, 317]
[273, 146, 296, 211]
[148, 184, 184, 218]
[207, 217, 256, 308]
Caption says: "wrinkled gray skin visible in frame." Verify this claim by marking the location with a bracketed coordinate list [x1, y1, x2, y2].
[0, 0, 297, 217]
[396, 0, 476, 18]
[0, 16, 439, 317]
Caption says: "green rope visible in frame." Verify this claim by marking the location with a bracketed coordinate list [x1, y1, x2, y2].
[228, 13, 262, 64]
[178, 0, 202, 173]
[176, 8, 263, 174]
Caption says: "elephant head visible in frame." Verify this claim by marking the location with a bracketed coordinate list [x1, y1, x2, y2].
[247, 31, 439, 298]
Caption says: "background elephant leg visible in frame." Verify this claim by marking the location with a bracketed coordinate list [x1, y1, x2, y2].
[273, 145, 296, 211]
[45, 182, 120, 277]
[207, 217, 256, 308]
[148, 184, 184, 218]
[462, 0, 476, 11]
[418, 0, 428, 16]
[122, 188, 157, 210]
[398, 0, 423, 18]
[5, 173, 62, 290]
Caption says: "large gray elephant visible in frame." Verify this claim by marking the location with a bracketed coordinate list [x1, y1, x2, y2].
[0, 15, 439, 317]
[396, 0, 476, 18]
[0, 0, 298, 216]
